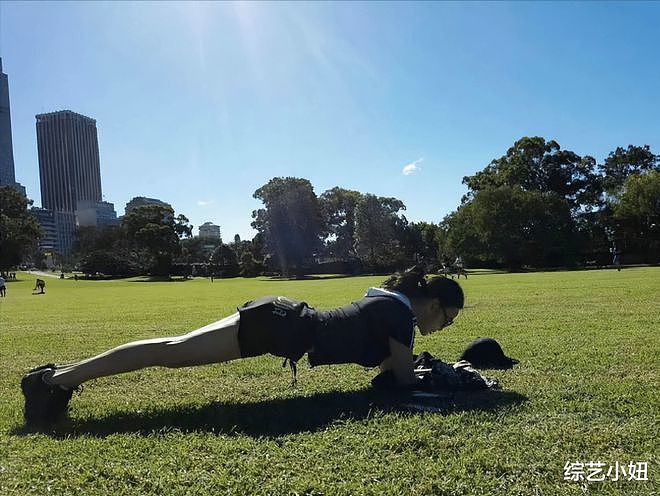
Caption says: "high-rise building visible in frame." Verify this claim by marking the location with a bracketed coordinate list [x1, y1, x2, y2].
[36, 110, 102, 212]
[35, 110, 114, 255]
[199, 222, 221, 240]
[0, 58, 15, 186]
[0, 57, 26, 196]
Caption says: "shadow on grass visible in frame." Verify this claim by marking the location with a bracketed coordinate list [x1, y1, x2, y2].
[263, 274, 357, 281]
[14, 388, 526, 439]
[128, 276, 192, 283]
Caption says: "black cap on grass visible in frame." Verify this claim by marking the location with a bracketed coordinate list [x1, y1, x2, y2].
[459, 338, 519, 369]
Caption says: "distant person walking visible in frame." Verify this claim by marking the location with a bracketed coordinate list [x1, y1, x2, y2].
[0, 275, 6, 297]
[612, 246, 622, 271]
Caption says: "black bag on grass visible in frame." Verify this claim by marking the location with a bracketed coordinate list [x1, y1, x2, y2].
[371, 352, 499, 391]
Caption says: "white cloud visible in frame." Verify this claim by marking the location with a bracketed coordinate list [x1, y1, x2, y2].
[402, 158, 423, 175]
[197, 200, 214, 206]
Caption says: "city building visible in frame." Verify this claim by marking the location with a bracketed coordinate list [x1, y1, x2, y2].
[125, 196, 172, 215]
[34, 110, 113, 255]
[36, 110, 102, 212]
[30, 208, 57, 253]
[76, 200, 118, 228]
[0, 57, 25, 196]
[30, 208, 76, 257]
[199, 222, 221, 240]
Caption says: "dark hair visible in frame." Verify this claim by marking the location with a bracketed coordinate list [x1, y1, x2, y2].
[381, 266, 465, 309]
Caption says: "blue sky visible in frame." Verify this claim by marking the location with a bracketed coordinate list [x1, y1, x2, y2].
[2, 1, 659, 239]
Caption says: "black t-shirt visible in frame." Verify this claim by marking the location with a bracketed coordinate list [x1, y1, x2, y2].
[237, 295, 415, 367]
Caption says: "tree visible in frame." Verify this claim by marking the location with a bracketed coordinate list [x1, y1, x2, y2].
[230, 234, 254, 262]
[122, 204, 192, 276]
[600, 145, 659, 196]
[180, 236, 220, 264]
[463, 136, 599, 210]
[78, 250, 137, 276]
[612, 171, 660, 263]
[0, 187, 42, 271]
[72, 225, 136, 275]
[405, 221, 443, 265]
[319, 187, 363, 260]
[74, 225, 126, 255]
[250, 232, 266, 263]
[444, 187, 576, 270]
[591, 145, 659, 263]
[239, 250, 263, 277]
[573, 210, 614, 266]
[440, 205, 490, 266]
[354, 194, 407, 268]
[614, 171, 660, 222]
[252, 177, 324, 275]
[209, 243, 239, 278]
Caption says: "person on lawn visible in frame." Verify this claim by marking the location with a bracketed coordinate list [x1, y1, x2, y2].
[21, 267, 464, 425]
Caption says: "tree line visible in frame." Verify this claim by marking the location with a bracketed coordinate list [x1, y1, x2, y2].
[1, 136, 658, 276]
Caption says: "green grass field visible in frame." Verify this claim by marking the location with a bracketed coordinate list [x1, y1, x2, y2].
[1, 269, 658, 495]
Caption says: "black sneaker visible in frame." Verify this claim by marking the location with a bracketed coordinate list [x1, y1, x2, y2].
[21, 364, 74, 425]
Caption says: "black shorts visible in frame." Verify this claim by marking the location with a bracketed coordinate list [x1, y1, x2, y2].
[237, 296, 317, 362]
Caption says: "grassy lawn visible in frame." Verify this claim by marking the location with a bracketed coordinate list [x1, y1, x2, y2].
[1, 268, 658, 495]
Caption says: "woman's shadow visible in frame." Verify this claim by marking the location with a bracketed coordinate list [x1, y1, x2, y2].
[15, 388, 527, 439]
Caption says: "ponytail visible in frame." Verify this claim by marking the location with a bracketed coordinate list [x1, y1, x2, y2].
[381, 265, 428, 298]
[381, 265, 465, 309]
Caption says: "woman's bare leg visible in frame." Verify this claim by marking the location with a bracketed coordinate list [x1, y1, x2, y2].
[48, 313, 242, 388]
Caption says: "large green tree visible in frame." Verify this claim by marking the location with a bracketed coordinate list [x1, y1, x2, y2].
[252, 177, 324, 275]
[600, 145, 659, 196]
[319, 187, 363, 260]
[122, 204, 192, 275]
[452, 136, 606, 268]
[404, 221, 443, 266]
[592, 145, 659, 263]
[180, 236, 221, 264]
[440, 205, 489, 266]
[612, 171, 660, 262]
[444, 186, 576, 270]
[354, 194, 407, 268]
[73, 225, 137, 276]
[0, 187, 42, 271]
[463, 136, 599, 210]
[209, 243, 239, 277]
[74, 225, 127, 256]
[78, 249, 137, 276]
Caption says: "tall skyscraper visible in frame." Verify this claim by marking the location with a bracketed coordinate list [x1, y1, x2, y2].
[0, 57, 26, 195]
[34, 110, 116, 256]
[36, 110, 103, 211]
